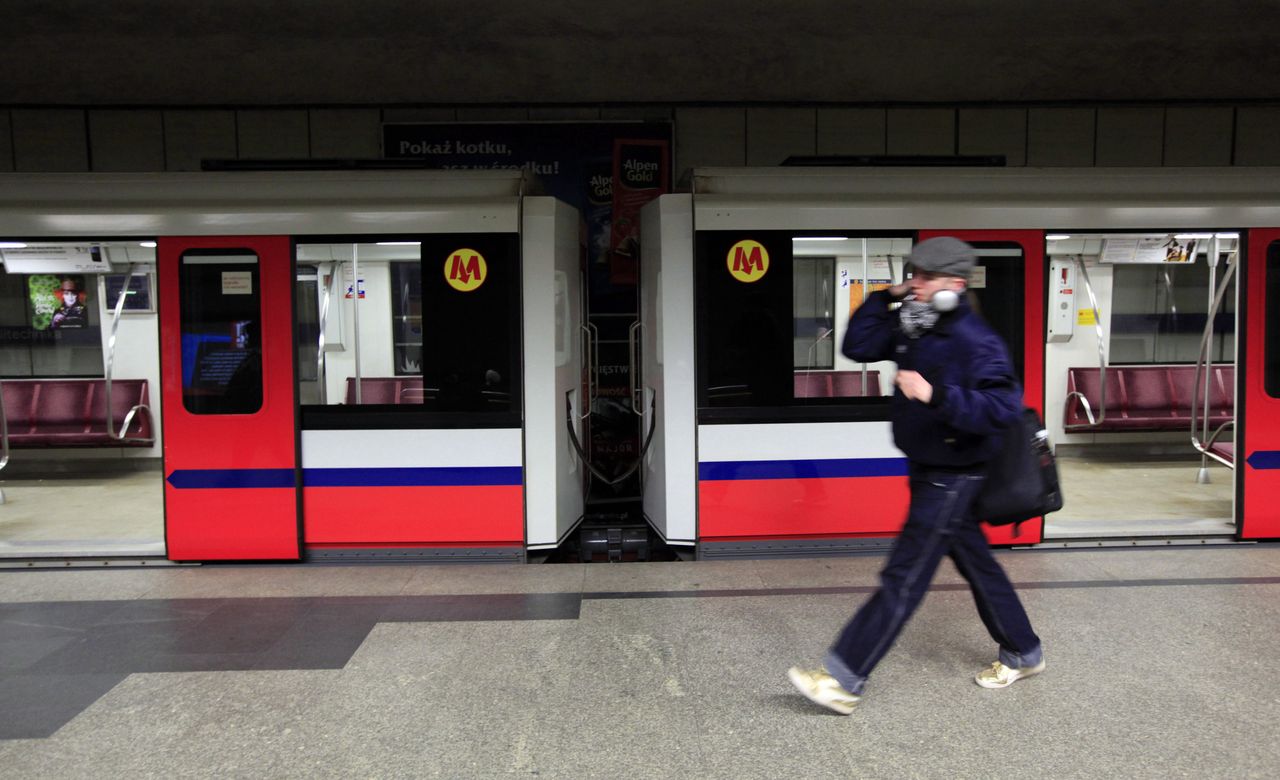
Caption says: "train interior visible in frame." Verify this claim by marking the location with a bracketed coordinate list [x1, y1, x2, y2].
[791, 232, 1238, 542]
[1041, 232, 1238, 541]
[0, 240, 165, 558]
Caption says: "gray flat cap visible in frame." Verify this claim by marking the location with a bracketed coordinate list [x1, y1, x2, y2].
[907, 236, 976, 279]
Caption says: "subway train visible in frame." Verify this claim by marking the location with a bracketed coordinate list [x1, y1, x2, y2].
[639, 166, 1280, 558]
[0, 171, 586, 562]
[1, 166, 1278, 563]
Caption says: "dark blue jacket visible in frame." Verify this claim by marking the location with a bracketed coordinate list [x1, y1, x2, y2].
[842, 290, 1022, 469]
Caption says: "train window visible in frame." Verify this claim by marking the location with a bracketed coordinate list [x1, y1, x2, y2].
[296, 235, 520, 415]
[696, 232, 909, 410]
[419, 234, 521, 414]
[178, 251, 263, 415]
[1110, 254, 1235, 364]
[1266, 242, 1280, 398]
[0, 267, 104, 379]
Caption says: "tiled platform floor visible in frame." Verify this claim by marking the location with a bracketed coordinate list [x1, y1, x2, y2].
[1, 547, 1279, 778]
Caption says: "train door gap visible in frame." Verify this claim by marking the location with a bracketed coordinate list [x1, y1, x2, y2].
[541, 498, 681, 563]
[1043, 231, 1238, 542]
[0, 239, 165, 560]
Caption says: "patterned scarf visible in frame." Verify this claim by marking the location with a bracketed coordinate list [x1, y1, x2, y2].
[898, 299, 940, 339]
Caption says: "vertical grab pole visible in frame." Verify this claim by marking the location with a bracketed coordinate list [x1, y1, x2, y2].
[351, 245, 362, 405]
[105, 264, 144, 440]
[1073, 255, 1108, 424]
[860, 238, 869, 396]
[316, 264, 335, 405]
[1201, 237, 1220, 480]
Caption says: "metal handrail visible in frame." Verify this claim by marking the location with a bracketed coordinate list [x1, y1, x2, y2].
[628, 320, 644, 414]
[1064, 391, 1096, 426]
[1072, 256, 1108, 425]
[104, 265, 151, 441]
[575, 322, 595, 421]
[316, 263, 337, 405]
[1191, 252, 1237, 467]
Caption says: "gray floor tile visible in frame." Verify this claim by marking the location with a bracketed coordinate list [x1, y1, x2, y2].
[0, 673, 126, 739]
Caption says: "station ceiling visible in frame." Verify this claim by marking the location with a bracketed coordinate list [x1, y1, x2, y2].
[4, 1, 1280, 105]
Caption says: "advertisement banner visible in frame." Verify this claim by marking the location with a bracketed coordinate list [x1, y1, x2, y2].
[29, 274, 89, 331]
[383, 121, 672, 299]
[384, 121, 673, 495]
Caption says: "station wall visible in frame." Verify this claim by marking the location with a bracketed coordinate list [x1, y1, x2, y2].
[2, 104, 1278, 180]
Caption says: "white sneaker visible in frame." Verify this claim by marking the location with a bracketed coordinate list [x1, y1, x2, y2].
[974, 659, 1046, 689]
[787, 666, 861, 715]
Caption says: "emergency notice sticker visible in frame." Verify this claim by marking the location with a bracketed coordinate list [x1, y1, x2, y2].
[221, 271, 253, 295]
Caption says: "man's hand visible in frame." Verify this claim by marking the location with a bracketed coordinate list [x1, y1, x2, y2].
[895, 370, 933, 404]
[888, 281, 911, 299]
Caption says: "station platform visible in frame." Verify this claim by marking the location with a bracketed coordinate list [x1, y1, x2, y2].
[2, 546, 1279, 777]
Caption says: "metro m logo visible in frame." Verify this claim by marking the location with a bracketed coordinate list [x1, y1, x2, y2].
[727, 240, 769, 283]
[444, 249, 487, 292]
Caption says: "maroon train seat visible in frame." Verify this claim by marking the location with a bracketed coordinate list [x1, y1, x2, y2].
[344, 377, 427, 404]
[1064, 365, 1233, 433]
[1, 378, 153, 447]
[793, 370, 882, 398]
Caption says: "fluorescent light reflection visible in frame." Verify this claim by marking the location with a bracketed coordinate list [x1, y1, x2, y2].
[0, 242, 28, 249]
[376, 241, 422, 246]
[139, 241, 157, 248]
[794, 237, 849, 241]
[1045, 235, 1071, 241]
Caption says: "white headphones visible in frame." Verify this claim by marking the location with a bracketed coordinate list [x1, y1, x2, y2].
[931, 289, 959, 312]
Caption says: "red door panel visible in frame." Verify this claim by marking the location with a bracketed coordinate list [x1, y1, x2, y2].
[159, 236, 300, 560]
[1241, 229, 1280, 540]
[918, 229, 1046, 545]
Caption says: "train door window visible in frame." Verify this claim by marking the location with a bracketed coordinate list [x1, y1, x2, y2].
[296, 235, 519, 414]
[967, 243, 1026, 380]
[179, 251, 263, 415]
[1266, 241, 1280, 397]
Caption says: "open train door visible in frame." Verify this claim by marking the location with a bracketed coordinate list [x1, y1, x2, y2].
[917, 229, 1046, 545]
[1240, 228, 1280, 540]
[159, 236, 301, 560]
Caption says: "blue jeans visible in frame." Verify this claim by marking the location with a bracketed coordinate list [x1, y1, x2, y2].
[824, 466, 1042, 695]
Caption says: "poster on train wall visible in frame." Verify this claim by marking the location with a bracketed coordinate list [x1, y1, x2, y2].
[1102, 236, 1198, 264]
[28, 274, 89, 330]
[382, 121, 672, 300]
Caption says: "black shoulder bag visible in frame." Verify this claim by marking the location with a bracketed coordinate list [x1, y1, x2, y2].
[973, 408, 1064, 536]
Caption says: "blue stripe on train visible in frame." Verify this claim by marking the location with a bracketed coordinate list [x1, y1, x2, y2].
[303, 467, 523, 487]
[698, 457, 908, 481]
[1246, 451, 1280, 470]
[167, 466, 523, 489]
[166, 469, 297, 489]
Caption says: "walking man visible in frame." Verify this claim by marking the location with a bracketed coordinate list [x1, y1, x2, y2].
[788, 237, 1044, 715]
